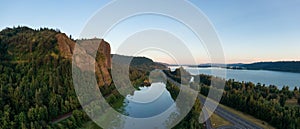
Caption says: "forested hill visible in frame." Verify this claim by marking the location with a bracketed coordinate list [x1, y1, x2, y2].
[0, 26, 168, 128]
[111, 54, 167, 71]
[239, 61, 300, 73]
[0, 27, 63, 62]
[0, 26, 113, 128]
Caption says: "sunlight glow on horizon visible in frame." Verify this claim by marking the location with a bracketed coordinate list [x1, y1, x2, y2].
[1, 0, 300, 64]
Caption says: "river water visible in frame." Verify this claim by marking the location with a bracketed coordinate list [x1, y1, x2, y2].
[111, 66, 300, 128]
[170, 66, 300, 90]
[124, 82, 175, 118]
[110, 82, 179, 129]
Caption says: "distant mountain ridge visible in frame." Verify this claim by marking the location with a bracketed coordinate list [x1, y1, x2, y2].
[111, 54, 167, 71]
[167, 61, 300, 73]
[238, 61, 300, 73]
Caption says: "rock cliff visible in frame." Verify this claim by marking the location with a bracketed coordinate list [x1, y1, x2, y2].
[56, 33, 75, 58]
[56, 35, 112, 86]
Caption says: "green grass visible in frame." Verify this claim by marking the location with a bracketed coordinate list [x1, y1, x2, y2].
[218, 104, 275, 129]
[209, 111, 233, 128]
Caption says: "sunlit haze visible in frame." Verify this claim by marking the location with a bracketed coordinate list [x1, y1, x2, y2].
[1, 0, 300, 64]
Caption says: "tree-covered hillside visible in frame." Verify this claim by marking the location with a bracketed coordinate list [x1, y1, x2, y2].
[0, 27, 83, 128]
[0, 26, 168, 129]
[112, 54, 167, 71]
[241, 61, 300, 73]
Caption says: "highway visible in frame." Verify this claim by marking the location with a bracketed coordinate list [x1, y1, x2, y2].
[201, 106, 213, 129]
[198, 95, 263, 129]
[166, 76, 263, 129]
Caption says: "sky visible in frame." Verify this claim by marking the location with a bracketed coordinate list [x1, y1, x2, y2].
[1, 0, 300, 64]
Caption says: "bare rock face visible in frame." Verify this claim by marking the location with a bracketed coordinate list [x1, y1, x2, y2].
[97, 40, 112, 86]
[56, 35, 112, 87]
[77, 39, 111, 68]
[99, 40, 111, 69]
[55, 33, 75, 59]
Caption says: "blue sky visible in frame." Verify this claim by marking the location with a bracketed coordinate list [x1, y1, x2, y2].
[1, 0, 300, 63]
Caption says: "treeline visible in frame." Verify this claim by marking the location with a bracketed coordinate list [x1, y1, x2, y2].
[0, 27, 88, 128]
[198, 75, 300, 129]
[166, 80, 203, 129]
[112, 54, 167, 71]
[163, 68, 204, 128]
[235, 61, 300, 73]
[0, 26, 173, 128]
[164, 67, 300, 129]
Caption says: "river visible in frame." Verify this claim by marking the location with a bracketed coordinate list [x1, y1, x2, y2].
[170, 66, 300, 90]
[124, 82, 175, 118]
[109, 82, 179, 129]
[110, 67, 300, 128]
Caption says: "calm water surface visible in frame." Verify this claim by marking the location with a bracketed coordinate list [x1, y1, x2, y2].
[124, 82, 175, 118]
[113, 82, 178, 129]
[112, 67, 300, 128]
[170, 66, 300, 89]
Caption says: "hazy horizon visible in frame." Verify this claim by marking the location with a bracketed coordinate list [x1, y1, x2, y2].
[1, 0, 300, 64]
[112, 53, 300, 65]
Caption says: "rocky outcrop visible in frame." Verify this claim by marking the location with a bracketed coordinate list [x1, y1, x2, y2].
[76, 39, 110, 66]
[97, 40, 112, 86]
[99, 40, 111, 68]
[56, 35, 112, 86]
[55, 33, 75, 59]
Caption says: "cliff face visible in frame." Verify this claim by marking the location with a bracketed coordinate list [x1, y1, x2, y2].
[56, 35, 112, 86]
[97, 40, 112, 86]
[99, 40, 111, 69]
[56, 33, 75, 58]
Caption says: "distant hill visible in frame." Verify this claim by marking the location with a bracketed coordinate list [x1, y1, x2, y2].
[239, 61, 300, 73]
[111, 54, 167, 71]
[166, 61, 300, 73]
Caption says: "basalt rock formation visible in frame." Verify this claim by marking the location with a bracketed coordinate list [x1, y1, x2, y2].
[55, 33, 75, 59]
[57, 35, 112, 86]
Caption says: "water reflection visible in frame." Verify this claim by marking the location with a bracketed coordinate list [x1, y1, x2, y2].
[124, 82, 175, 118]
[105, 82, 180, 129]
[170, 66, 300, 89]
